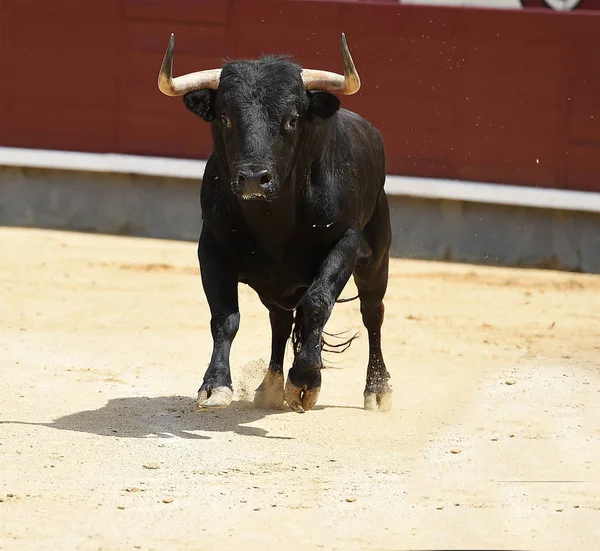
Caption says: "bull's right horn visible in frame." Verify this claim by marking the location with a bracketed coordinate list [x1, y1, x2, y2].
[158, 33, 221, 96]
[301, 33, 361, 95]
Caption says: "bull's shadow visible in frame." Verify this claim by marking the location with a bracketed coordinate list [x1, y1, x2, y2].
[2, 396, 296, 440]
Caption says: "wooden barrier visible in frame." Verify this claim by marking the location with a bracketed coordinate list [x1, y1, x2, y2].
[0, 0, 598, 191]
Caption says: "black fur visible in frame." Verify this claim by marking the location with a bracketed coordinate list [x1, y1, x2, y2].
[184, 54, 393, 410]
[183, 89, 215, 122]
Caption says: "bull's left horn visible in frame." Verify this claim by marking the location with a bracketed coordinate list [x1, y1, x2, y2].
[301, 33, 361, 95]
[158, 33, 221, 96]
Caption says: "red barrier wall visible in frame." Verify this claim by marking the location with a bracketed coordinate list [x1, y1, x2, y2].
[0, 0, 598, 191]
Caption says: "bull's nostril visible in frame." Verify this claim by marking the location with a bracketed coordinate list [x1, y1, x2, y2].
[235, 169, 272, 193]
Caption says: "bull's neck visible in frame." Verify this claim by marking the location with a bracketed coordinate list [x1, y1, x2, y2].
[239, 193, 296, 251]
[227, 173, 302, 259]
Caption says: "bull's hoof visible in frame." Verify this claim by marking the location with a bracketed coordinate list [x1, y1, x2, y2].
[284, 380, 321, 413]
[253, 370, 285, 410]
[196, 386, 233, 410]
[363, 388, 392, 412]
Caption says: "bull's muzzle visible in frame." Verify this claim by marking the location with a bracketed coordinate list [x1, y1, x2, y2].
[232, 168, 275, 200]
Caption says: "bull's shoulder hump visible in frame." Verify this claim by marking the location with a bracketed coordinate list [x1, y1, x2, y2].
[337, 108, 382, 139]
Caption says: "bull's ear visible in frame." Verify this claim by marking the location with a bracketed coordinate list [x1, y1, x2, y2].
[183, 90, 216, 122]
[307, 91, 340, 120]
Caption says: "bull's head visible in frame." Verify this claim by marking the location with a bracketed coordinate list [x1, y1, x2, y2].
[157, 34, 360, 201]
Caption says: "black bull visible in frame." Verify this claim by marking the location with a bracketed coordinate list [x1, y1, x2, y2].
[159, 34, 393, 413]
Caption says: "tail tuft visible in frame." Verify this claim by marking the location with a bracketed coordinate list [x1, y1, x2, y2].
[291, 307, 359, 366]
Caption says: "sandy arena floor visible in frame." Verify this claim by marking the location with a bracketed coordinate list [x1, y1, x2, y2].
[1, 226, 599, 550]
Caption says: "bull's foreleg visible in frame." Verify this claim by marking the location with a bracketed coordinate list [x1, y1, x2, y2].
[285, 228, 360, 413]
[196, 229, 240, 409]
[254, 300, 293, 409]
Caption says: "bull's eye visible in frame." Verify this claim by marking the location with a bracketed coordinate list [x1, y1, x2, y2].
[284, 115, 298, 133]
[220, 115, 231, 128]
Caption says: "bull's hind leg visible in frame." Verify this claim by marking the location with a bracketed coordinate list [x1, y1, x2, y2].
[196, 228, 240, 410]
[254, 300, 293, 409]
[355, 280, 392, 411]
[354, 194, 393, 412]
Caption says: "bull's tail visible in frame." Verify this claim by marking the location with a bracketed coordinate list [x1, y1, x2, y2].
[291, 305, 359, 364]
[336, 294, 359, 304]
